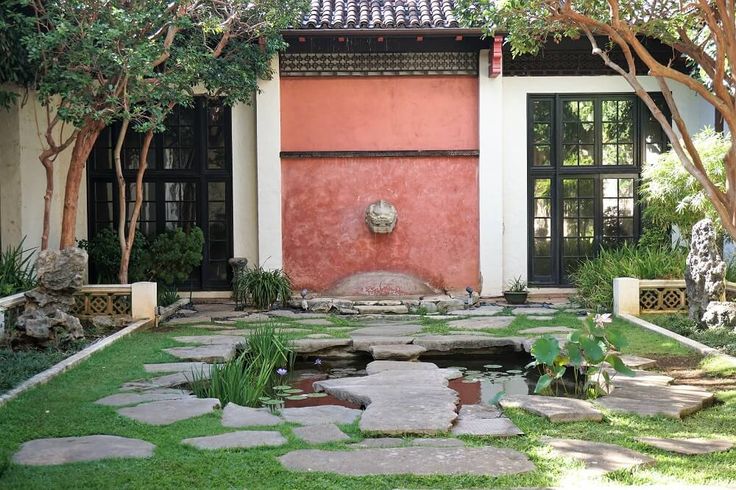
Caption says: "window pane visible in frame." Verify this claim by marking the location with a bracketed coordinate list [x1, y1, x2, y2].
[533, 100, 552, 120]
[534, 179, 551, 198]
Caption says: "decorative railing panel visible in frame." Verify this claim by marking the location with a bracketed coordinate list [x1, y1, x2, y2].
[638, 279, 736, 314]
[71, 286, 132, 318]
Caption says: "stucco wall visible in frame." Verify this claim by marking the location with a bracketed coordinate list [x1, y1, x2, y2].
[0, 92, 86, 252]
[500, 76, 713, 287]
[280, 75, 480, 293]
[231, 102, 259, 266]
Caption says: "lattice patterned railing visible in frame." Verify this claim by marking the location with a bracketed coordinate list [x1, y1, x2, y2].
[71, 285, 132, 318]
[639, 279, 736, 314]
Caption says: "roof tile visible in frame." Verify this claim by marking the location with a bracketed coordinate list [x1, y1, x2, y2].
[300, 0, 460, 29]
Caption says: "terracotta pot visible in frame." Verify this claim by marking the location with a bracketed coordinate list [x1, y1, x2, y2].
[503, 291, 528, 305]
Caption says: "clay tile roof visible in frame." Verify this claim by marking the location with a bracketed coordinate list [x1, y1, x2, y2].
[299, 0, 461, 29]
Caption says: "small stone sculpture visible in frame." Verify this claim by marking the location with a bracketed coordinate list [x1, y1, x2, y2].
[701, 301, 736, 330]
[365, 200, 398, 234]
[13, 248, 87, 347]
[228, 257, 248, 278]
[685, 219, 726, 324]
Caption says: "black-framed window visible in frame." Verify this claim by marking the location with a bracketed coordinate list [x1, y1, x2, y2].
[87, 97, 233, 290]
[528, 93, 668, 285]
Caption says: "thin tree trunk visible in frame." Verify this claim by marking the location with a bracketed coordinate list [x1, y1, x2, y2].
[59, 119, 104, 249]
[39, 150, 55, 251]
[113, 119, 130, 283]
[119, 129, 153, 284]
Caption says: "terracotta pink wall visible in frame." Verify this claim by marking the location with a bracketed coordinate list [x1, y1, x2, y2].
[281, 76, 479, 151]
[281, 157, 480, 291]
[280, 75, 480, 293]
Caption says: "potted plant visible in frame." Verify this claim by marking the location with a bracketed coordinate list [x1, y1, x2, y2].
[503, 276, 528, 304]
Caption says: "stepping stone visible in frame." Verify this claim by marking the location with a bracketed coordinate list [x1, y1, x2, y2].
[275, 328, 310, 334]
[452, 418, 523, 437]
[144, 362, 209, 373]
[500, 395, 603, 422]
[355, 305, 409, 315]
[280, 405, 362, 426]
[314, 364, 460, 435]
[351, 336, 414, 352]
[638, 437, 734, 455]
[614, 370, 674, 387]
[164, 344, 236, 363]
[448, 305, 504, 316]
[518, 326, 574, 335]
[120, 369, 210, 391]
[366, 360, 458, 376]
[412, 438, 464, 447]
[596, 396, 701, 419]
[352, 437, 403, 448]
[172, 335, 245, 345]
[413, 335, 524, 353]
[182, 431, 286, 450]
[279, 446, 536, 476]
[96, 390, 192, 407]
[527, 316, 556, 321]
[511, 307, 553, 316]
[13, 435, 155, 466]
[306, 333, 333, 339]
[222, 403, 281, 427]
[296, 318, 334, 327]
[238, 313, 273, 322]
[448, 316, 514, 330]
[187, 324, 235, 330]
[370, 344, 426, 361]
[457, 404, 503, 419]
[292, 423, 350, 444]
[350, 324, 422, 336]
[267, 309, 297, 317]
[291, 338, 352, 354]
[542, 437, 654, 475]
[619, 355, 657, 369]
[117, 398, 220, 425]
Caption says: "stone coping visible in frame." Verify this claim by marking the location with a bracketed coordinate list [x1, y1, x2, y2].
[0, 318, 152, 408]
[157, 298, 191, 325]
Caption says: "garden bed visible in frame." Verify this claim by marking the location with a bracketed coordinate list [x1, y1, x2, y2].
[641, 314, 736, 357]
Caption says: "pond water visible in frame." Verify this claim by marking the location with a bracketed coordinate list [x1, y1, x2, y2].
[282, 352, 539, 408]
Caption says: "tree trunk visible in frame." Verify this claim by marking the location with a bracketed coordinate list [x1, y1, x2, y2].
[39, 150, 55, 251]
[113, 119, 130, 283]
[59, 120, 104, 249]
[119, 129, 153, 284]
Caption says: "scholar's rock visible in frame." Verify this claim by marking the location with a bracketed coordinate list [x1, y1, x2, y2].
[685, 219, 726, 323]
[702, 301, 736, 330]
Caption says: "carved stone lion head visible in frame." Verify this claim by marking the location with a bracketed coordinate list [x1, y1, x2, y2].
[365, 200, 398, 234]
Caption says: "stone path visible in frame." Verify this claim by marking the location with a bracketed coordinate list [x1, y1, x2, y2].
[13, 435, 155, 465]
[222, 403, 281, 427]
[292, 423, 350, 444]
[500, 394, 603, 422]
[448, 305, 503, 316]
[512, 307, 554, 315]
[542, 437, 655, 475]
[182, 431, 286, 450]
[448, 316, 514, 330]
[370, 344, 426, 360]
[96, 390, 193, 407]
[451, 404, 523, 437]
[278, 446, 536, 476]
[117, 398, 220, 425]
[638, 437, 734, 455]
[280, 406, 362, 425]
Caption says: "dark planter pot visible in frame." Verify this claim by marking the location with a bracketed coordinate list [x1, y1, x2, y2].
[503, 291, 528, 305]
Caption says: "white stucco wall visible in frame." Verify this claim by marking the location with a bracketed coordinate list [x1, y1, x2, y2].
[231, 102, 259, 266]
[500, 76, 713, 286]
[0, 92, 87, 252]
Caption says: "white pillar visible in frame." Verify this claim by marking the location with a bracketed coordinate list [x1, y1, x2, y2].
[255, 56, 283, 270]
[613, 277, 641, 316]
[231, 102, 259, 266]
[131, 281, 157, 319]
[478, 49, 505, 296]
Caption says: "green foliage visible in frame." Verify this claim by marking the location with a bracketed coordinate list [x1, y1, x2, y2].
[157, 286, 179, 308]
[189, 324, 294, 407]
[572, 244, 686, 311]
[0, 348, 67, 394]
[641, 128, 730, 242]
[644, 313, 736, 356]
[233, 265, 292, 310]
[78, 228, 149, 283]
[528, 314, 634, 398]
[727, 258, 736, 283]
[0, 238, 36, 296]
[504, 276, 527, 293]
[144, 227, 204, 286]
[0, 0, 34, 108]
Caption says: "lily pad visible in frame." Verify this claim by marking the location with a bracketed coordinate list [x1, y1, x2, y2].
[286, 395, 308, 400]
[262, 399, 284, 406]
[305, 392, 328, 398]
[273, 385, 292, 390]
[506, 369, 524, 374]
[283, 388, 304, 394]
[484, 364, 503, 369]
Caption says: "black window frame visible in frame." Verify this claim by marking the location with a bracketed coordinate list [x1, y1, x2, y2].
[527, 93, 668, 286]
[86, 97, 234, 290]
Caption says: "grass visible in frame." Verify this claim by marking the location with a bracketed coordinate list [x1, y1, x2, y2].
[642, 313, 736, 356]
[0, 349, 70, 394]
[700, 353, 736, 377]
[0, 314, 733, 488]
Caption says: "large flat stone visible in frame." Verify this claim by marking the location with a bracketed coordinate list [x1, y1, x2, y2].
[350, 324, 423, 337]
[172, 335, 245, 345]
[143, 362, 209, 373]
[511, 307, 554, 316]
[291, 338, 352, 354]
[352, 438, 404, 448]
[222, 403, 281, 427]
[518, 326, 574, 335]
[279, 446, 535, 476]
[182, 431, 286, 450]
[13, 435, 155, 465]
[355, 305, 409, 315]
[292, 423, 350, 444]
[295, 318, 334, 327]
[448, 305, 504, 316]
[411, 438, 464, 447]
[96, 390, 193, 407]
[163, 344, 236, 363]
[280, 405, 362, 426]
[365, 360, 460, 377]
[351, 336, 414, 352]
[595, 396, 701, 419]
[413, 335, 524, 353]
[542, 437, 654, 475]
[452, 417, 523, 437]
[370, 344, 426, 360]
[448, 316, 514, 330]
[117, 398, 220, 425]
[638, 437, 734, 455]
[618, 355, 657, 369]
[500, 395, 603, 422]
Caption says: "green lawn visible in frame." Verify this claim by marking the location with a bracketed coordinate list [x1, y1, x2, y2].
[0, 314, 734, 489]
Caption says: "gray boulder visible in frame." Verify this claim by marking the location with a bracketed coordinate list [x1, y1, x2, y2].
[685, 219, 726, 323]
[702, 301, 736, 330]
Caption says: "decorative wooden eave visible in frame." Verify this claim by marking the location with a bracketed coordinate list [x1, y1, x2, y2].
[489, 35, 503, 78]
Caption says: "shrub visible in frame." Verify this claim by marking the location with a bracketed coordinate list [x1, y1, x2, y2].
[144, 227, 204, 286]
[157, 285, 180, 308]
[78, 228, 150, 283]
[645, 314, 736, 356]
[0, 238, 36, 296]
[189, 324, 294, 407]
[233, 265, 292, 310]
[572, 244, 686, 311]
